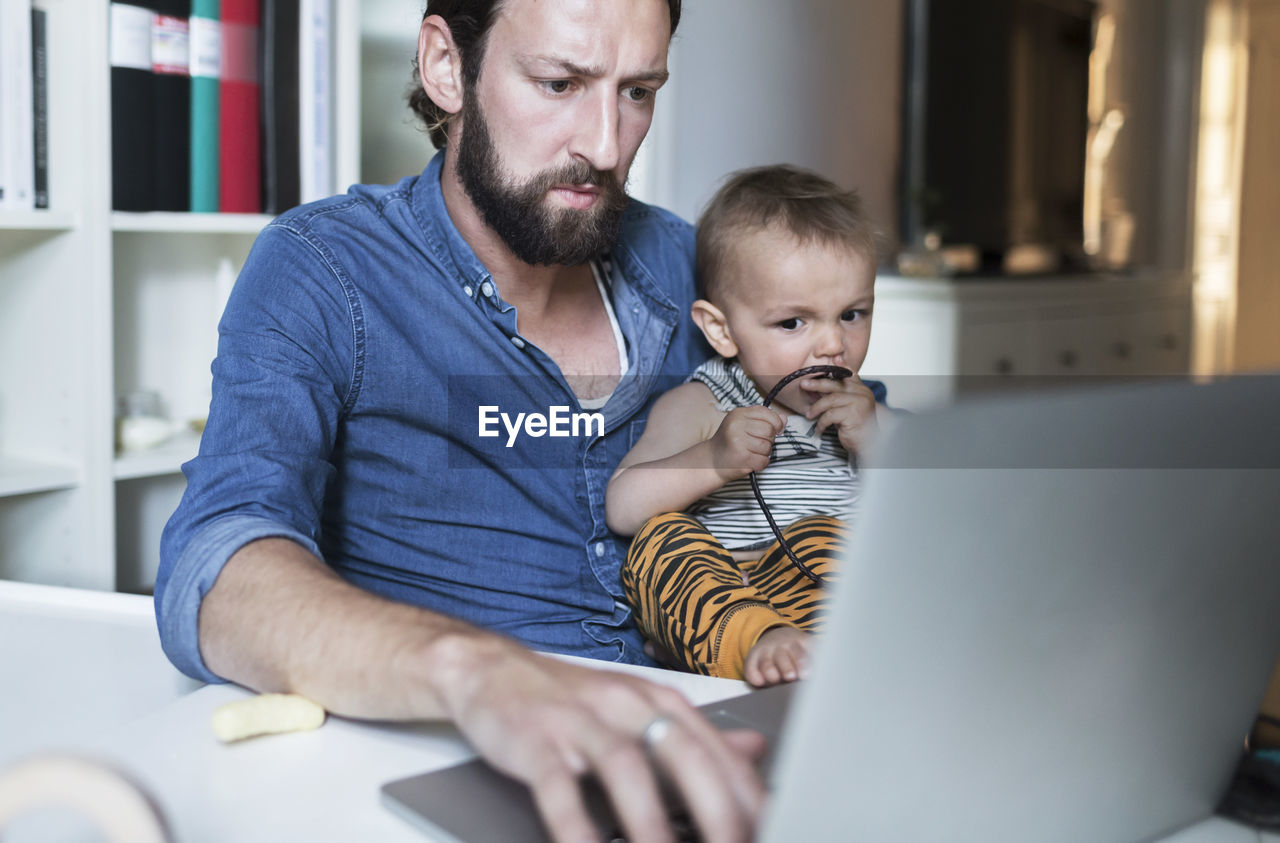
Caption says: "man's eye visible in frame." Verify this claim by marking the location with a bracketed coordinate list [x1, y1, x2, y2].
[624, 86, 653, 103]
[777, 318, 800, 330]
[542, 80, 573, 94]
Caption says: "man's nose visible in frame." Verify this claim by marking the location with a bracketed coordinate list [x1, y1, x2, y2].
[569, 88, 621, 173]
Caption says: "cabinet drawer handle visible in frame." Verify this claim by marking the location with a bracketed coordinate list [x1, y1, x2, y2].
[995, 357, 1015, 375]
[1112, 341, 1132, 360]
[1162, 334, 1179, 350]
[1059, 350, 1078, 368]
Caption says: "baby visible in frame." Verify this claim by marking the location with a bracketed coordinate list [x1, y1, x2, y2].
[606, 164, 889, 687]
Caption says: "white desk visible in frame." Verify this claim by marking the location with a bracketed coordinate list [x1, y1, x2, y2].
[0, 582, 748, 841]
[2, 582, 1276, 842]
[0, 581, 202, 770]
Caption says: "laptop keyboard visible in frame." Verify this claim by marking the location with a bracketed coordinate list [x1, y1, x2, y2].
[604, 808, 701, 843]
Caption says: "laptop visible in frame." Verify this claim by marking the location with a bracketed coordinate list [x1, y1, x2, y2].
[383, 374, 1280, 842]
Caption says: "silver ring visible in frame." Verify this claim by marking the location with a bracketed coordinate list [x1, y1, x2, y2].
[641, 714, 675, 751]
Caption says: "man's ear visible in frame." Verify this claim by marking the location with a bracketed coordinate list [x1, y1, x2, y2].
[418, 15, 464, 118]
[691, 299, 738, 359]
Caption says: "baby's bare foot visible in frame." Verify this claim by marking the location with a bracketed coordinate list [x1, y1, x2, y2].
[743, 625, 811, 687]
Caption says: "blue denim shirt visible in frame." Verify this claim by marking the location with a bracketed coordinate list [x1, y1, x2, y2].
[156, 152, 710, 682]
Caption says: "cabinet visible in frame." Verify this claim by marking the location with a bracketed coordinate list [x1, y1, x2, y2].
[862, 273, 1194, 412]
[0, 1, 361, 592]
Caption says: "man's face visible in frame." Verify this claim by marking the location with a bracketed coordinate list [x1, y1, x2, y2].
[454, 0, 671, 266]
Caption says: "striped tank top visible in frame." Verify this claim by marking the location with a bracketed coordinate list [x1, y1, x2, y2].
[684, 357, 859, 551]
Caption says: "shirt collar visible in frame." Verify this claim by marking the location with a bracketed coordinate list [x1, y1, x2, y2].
[411, 151, 491, 295]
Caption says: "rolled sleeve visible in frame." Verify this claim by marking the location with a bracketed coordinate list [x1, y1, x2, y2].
[157, 515, 322, 683]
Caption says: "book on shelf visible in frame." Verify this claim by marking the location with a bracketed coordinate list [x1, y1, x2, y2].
[1, 0, 36, 211]
[189, 0, 220, 212]
[31, 4, 49, 210]
[260, 0, 300, 215]
[219, 0, 260, 213]
[152, 1, 191, 212]
[299, 0, 332, 205]
[110, 2, 157, 211]
[106, 0, 334, 216]
[109, 2, 193, 212]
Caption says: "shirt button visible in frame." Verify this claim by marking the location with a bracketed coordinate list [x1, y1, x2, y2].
[481, 281, 495, 298]
[463, 284, 473, 297]
[511, 336, 526, 349]
[595, 542, 606, 558]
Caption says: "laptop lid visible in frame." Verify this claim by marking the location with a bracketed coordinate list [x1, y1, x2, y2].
[762, 375, 1280, 842]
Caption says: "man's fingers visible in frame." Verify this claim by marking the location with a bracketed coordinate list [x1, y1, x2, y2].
[721, 727, 769, 762]
[582, 730, 675, 843]
[648, 690, 767, 830]
[647, 723, 755, 843]
[529, 764, 605, 843]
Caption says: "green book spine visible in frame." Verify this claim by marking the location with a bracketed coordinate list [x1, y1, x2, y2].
[190, 0, 220, 212]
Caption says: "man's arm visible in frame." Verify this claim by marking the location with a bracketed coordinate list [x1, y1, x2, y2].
[202, 537, 767, 843]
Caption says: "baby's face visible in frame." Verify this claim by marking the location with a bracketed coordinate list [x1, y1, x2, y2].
[715, 226, 876, 417]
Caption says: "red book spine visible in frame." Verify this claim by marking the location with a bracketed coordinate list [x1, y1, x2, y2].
[219, 0, 261, 213]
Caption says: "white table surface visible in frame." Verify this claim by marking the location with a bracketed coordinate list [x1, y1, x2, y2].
[2, 581, 1276, 842]
[0, 581, 749, 841]
[0, 581, 202, 770]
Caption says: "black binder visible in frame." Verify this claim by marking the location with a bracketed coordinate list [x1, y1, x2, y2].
[260, 0, 300, 214]
[151, 0, 191, 211]
[110, 2, 158, 211]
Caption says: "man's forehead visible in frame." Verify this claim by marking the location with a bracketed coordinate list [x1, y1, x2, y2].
[487, 0, 671, 75]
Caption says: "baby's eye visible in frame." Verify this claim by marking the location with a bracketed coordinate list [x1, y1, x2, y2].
[841, 309, 867, 322]
[776, 318, 801, 330]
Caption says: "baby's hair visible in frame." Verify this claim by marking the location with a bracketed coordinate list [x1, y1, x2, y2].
[696, 165, 878, 303]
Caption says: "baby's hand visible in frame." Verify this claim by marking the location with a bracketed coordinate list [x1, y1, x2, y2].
[802, 374, 879, 454]
[709, 406, 786, 482]
[744, 625, 812, 687]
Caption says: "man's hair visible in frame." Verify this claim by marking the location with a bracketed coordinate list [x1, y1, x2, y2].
[695, 165, 879, 303]
[409, 0, 683, 149]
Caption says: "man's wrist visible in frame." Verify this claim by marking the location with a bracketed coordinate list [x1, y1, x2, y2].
[414, 625, 520, 719]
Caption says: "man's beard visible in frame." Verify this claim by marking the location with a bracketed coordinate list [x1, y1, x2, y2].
[455, 91, 630, 267]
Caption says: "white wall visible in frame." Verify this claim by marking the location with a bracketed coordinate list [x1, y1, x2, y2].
[360, 2, 433, 187]
[656, 0, 903, 237]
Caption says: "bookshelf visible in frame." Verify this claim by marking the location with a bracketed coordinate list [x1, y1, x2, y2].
[0, 0, 361, 593]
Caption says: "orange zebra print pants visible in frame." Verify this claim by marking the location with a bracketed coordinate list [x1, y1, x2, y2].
[621, 512, 846, 680]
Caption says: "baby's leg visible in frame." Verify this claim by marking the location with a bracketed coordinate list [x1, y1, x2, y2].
[748, 515, 848, 632]
[621, 513, 791, 679]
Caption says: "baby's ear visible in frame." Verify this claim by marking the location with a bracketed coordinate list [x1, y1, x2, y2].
[691, 299, 738, 358]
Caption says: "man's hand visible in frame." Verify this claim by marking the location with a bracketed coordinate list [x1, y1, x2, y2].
[434, 635, 767, 843]
[709, 406, 787, 482]
[802, 374, 879, 455]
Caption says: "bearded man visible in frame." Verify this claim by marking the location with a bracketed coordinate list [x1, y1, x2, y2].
[156, 1, 765, 840]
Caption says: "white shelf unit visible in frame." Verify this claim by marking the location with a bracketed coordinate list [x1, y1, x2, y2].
[113, 430, 203, 482]
[110, 212, 274, 234]
[0, 0, 361, 593]
[0, 210, 79, 232]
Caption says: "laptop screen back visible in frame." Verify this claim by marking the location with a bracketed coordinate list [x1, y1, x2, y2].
[763, 376, 1280, 842]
